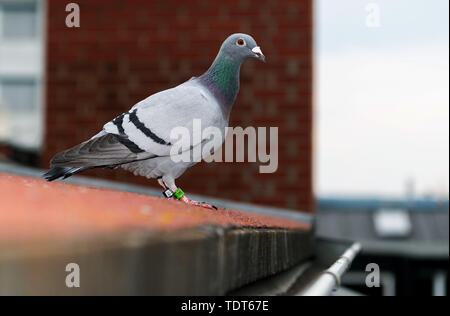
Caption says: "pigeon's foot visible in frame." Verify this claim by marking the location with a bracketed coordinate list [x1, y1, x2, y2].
[180, 195, 218, 210]
[161, 186, 217, 210]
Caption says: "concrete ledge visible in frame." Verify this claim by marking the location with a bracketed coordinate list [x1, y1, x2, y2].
[0, 227, 312, 295]
[0, 172, 313, 295]
[0, 161, 312, 223]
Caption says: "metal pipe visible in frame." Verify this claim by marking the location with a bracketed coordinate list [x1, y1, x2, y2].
[432, 271, 447, 296]
[298, 242, 362, 296]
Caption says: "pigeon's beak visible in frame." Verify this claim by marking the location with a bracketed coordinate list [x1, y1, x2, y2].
[252, 46, 266, 63]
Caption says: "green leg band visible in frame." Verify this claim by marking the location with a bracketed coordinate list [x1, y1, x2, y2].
[173, 188, 184, 200]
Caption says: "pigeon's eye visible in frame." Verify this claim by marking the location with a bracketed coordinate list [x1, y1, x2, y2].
[236, 38, 246, 47]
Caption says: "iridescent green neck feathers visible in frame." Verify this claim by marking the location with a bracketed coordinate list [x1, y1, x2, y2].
[199, 52, 242, 111]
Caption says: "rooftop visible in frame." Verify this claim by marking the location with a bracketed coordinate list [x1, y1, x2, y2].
[0, 164, 315, 295]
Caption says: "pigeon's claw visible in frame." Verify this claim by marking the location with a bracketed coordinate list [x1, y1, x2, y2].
[159, 182, 217, 210]
[198, 202, 218, 211]
[180, 195, 218, 210]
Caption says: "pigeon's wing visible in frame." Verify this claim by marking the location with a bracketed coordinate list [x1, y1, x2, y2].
[103, 82, 225, 157]
[50, 133, 154, 168]
[50, 82, 223, 172]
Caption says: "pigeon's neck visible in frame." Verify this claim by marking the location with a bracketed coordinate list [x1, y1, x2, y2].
[199, 52, 241, 114]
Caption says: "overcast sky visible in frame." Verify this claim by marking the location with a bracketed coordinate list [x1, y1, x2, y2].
[315, 0, 449, 199]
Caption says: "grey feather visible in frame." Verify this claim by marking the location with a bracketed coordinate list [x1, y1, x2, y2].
[50, 133, 154, 168]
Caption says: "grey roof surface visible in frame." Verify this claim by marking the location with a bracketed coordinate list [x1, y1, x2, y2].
[316, 210, 449, 259]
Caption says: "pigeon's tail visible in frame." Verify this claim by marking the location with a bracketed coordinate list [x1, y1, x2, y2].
[42, 133, 155, 182]
[43, 166, 90, 181]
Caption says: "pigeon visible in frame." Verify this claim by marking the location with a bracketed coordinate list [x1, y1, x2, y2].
[43, 33, 265, 209]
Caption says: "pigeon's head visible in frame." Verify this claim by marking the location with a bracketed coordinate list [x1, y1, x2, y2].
[220, 33, 266, 63]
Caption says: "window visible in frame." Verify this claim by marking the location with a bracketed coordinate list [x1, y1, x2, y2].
[1, 2, 37, 39]
[0, 0, 44, 153]
[0, 79, 41, 149]
[1, 79, 36, 111]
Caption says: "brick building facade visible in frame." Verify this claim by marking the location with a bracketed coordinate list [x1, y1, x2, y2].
[43, 0, 314, 212]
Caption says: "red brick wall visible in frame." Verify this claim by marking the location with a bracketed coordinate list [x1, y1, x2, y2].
[44, 0, 314, 212]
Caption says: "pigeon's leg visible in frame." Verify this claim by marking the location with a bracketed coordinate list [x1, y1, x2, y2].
[162, 177, 217, 210]
[158, 177, 173, 200]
